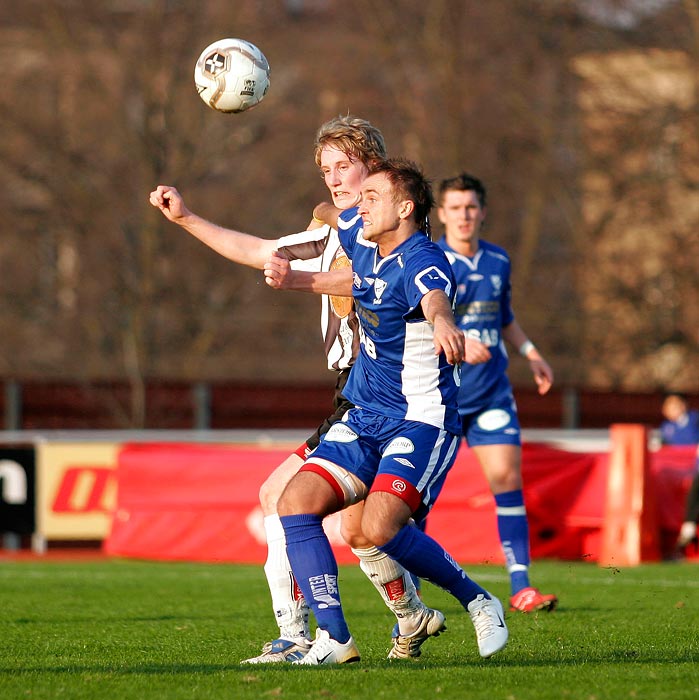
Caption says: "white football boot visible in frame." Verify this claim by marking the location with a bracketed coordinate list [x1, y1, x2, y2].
[241, 637, 312, 664]
[467, 593, 509, 658]
[292, 629, 360, 666]
[388, 607, 446, 659]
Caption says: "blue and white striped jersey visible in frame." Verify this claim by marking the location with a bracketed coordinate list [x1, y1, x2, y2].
[436, 237, 515, 414]
[338, 208, 461, 433]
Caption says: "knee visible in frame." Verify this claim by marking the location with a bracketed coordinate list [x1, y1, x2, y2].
[340, 518, 373, 549]
[487, 467, 522, 494]
[358, 517, 394, 548]
[258, 477, 280, 515]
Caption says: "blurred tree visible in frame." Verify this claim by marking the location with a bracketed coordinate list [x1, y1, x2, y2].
[0, 0, 697, 429]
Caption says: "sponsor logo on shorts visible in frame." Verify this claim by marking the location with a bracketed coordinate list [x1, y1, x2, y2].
[324, 423, 359, 443]
[476, 409, 511, 432]
[384, 437, 415, 456]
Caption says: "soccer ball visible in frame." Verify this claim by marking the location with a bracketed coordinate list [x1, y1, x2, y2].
[194, 38, 270, 114]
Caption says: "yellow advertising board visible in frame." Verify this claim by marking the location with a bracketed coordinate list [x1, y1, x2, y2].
[35, 442, 119, 545]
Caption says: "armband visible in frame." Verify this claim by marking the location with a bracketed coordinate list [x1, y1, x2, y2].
[519, 340, 536, 357]
[312, 215, 324, 224]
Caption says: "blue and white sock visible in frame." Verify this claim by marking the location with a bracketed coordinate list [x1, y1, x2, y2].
[495, 489, 531, 595]
[280, 513, 351, 643]
[378, 523, 488, 609]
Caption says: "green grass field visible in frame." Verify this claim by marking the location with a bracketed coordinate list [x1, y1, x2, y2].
[0, 557, 697, 700]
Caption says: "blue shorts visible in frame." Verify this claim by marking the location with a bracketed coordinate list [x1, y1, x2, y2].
[307, 407, 460, 520]
[460, 392, 521, 447]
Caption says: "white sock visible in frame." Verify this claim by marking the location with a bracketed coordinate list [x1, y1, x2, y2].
[263, 514, 310, 641]
[352, 546, 426, 635]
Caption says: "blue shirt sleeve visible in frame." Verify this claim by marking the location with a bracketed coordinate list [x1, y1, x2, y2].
[336, 207, 362, 260]
[403, 249, 455, 320]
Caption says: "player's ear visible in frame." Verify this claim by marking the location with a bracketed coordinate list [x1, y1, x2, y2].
[398, 199, 415, 221]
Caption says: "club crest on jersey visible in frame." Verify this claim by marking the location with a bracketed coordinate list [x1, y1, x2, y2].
[372, 277, 388, 304]
[352, 272, 362, 289]
[490, 275, 502, 295]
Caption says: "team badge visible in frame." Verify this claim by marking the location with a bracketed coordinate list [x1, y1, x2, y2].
[373, 277, 387, 304]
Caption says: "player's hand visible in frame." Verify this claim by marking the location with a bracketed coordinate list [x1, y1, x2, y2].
[432, 319, 466, 365]
[264, 250, 294, 290]
[463, 337, 491, 365]
[149, 185, 189, 222]
[530, 358, 554, 395]
[312, 202, 342, 230]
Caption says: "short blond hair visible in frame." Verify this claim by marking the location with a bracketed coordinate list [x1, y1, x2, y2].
[314, 115, 386, 167]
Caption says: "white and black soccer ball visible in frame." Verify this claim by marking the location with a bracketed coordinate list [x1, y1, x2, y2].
[194, 38, 270, 114]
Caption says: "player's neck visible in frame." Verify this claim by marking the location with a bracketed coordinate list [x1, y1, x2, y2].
[376, 224, 418, 257]
[446, 234, 480, 258]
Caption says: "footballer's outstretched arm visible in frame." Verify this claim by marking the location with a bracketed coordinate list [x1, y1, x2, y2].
[149, 185, 278, 269]
[264, 251, 353, 295]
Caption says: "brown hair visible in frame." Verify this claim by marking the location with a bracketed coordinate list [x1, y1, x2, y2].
[314, 115, 386, 168]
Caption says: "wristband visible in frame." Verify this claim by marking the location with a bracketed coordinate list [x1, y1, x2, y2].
[312, 215, 324, 224]
[519, 340, 535, 357]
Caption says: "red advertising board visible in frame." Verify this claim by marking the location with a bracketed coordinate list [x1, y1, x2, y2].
[103, 440, 698, 564]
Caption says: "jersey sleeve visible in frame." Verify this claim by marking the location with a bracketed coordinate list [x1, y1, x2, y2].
[403, 249, 455, 321]
[276, 226, 333, 272]
[336, 207, 363, 260]
[500, 257, 515, 327]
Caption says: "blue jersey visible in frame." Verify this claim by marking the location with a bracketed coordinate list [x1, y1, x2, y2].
[436, 237, 515, 414]
[338, 208, 461, 433]
[660, 410, 699, 445]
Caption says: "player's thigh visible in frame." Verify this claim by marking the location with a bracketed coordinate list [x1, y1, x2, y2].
[277, 470, 340, 517]
[471, 443, 522, 493]
[259, 452, 304, 515]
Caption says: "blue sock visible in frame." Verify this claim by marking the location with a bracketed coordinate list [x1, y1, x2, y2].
[279, 514, 351, 643]
[378, 524, 488, 610]
[495, 489, 531, 595]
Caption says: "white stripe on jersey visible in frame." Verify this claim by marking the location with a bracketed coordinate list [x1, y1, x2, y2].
[418, 431, 459, 503]
[401, 320, 447, 428]
[445, 247, 509, 270]
[414, 265, 453, 297]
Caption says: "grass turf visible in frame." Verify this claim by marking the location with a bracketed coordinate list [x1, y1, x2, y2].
[0, 557, 697, 700]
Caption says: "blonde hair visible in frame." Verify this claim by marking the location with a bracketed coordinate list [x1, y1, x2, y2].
[314, 115, 386, 167]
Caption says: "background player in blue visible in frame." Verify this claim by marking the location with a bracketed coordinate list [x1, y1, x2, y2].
[277, 159, 509, 665]
[659, 392, 699, 446]
[658, 392, 699, 551]
[435, 172, 558, 613]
